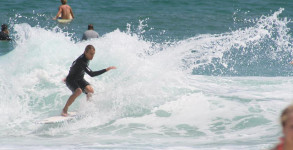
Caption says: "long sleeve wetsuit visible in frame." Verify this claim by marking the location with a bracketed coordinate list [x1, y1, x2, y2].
[65, 54, 106, 93]
[66, 54, 106, 81]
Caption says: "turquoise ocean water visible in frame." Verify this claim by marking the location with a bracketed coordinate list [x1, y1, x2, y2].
[1, 0, 293, 149]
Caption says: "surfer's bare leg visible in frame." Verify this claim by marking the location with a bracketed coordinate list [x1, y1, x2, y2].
[62, 88, 82, 116]
[85, 85, 94, 100]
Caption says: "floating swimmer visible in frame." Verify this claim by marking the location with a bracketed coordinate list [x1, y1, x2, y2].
[52, 0, 74, 22]
[82, 24, 100, 40]
[0, 24, 11, 41]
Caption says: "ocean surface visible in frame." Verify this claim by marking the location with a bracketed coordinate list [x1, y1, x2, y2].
[1, 0, 293, 149]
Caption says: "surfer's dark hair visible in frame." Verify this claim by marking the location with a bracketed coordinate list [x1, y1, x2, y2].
[88, 24, 94, 30]
[61, 0, 67, 5]
[85, 45, 95, 52]
[1, 24, 8, 31]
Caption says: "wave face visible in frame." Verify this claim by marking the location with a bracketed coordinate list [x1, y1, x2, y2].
[182, 9, 293, 76]
[0, 8, 292, 150]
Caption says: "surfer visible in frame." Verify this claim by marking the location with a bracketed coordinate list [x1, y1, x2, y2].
[62, 45, 116, 116]
[0, 24, 11, 41]
[53, 0, 74, 20]
[271, 104, 293, 150]
[82, 24, 100, 40]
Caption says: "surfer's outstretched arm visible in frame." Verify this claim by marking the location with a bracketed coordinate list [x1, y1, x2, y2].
[84, 66, 116, 77]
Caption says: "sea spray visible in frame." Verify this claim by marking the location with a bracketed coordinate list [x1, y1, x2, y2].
[179, 8, 293, 76]
[0, 7, 292, 150]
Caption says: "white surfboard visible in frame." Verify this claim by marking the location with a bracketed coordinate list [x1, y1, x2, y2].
[57, 19, 73, 23]
[57, 14, 73, 23]
[37, 112, 77, 124]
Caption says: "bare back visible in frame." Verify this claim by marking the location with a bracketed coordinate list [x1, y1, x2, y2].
[59, 5, 74, 19]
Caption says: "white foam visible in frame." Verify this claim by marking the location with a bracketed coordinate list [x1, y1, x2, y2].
[0, 9, 292, 149]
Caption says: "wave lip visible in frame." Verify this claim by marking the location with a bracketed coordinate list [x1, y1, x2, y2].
[180, 8, 293, 76]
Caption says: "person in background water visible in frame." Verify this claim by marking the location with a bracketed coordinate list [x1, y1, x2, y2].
[0, 24, 11, 41]
[271, 104, 293, 150]
[53, 0, 74, 20]
[62, 44, 116, 116]
[82, 24, 100, 40]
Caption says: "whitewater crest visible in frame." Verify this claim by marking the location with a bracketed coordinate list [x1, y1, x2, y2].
[172, 8, 293, 76]
[0, 8, 292, 150]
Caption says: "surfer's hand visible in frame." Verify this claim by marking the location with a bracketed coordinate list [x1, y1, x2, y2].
[290, 61, 293, 65]
[62, 78, 66, 83]
[106, 66, 116, 71]
[52, 17, 57, 20]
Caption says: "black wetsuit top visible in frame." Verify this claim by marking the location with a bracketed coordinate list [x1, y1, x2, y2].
[66, 54, 107, 81]
[0, 31, 11, 40]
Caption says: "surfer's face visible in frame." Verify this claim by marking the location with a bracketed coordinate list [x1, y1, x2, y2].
[85, 48, 95, 60]
[283, 113, 293, 140]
